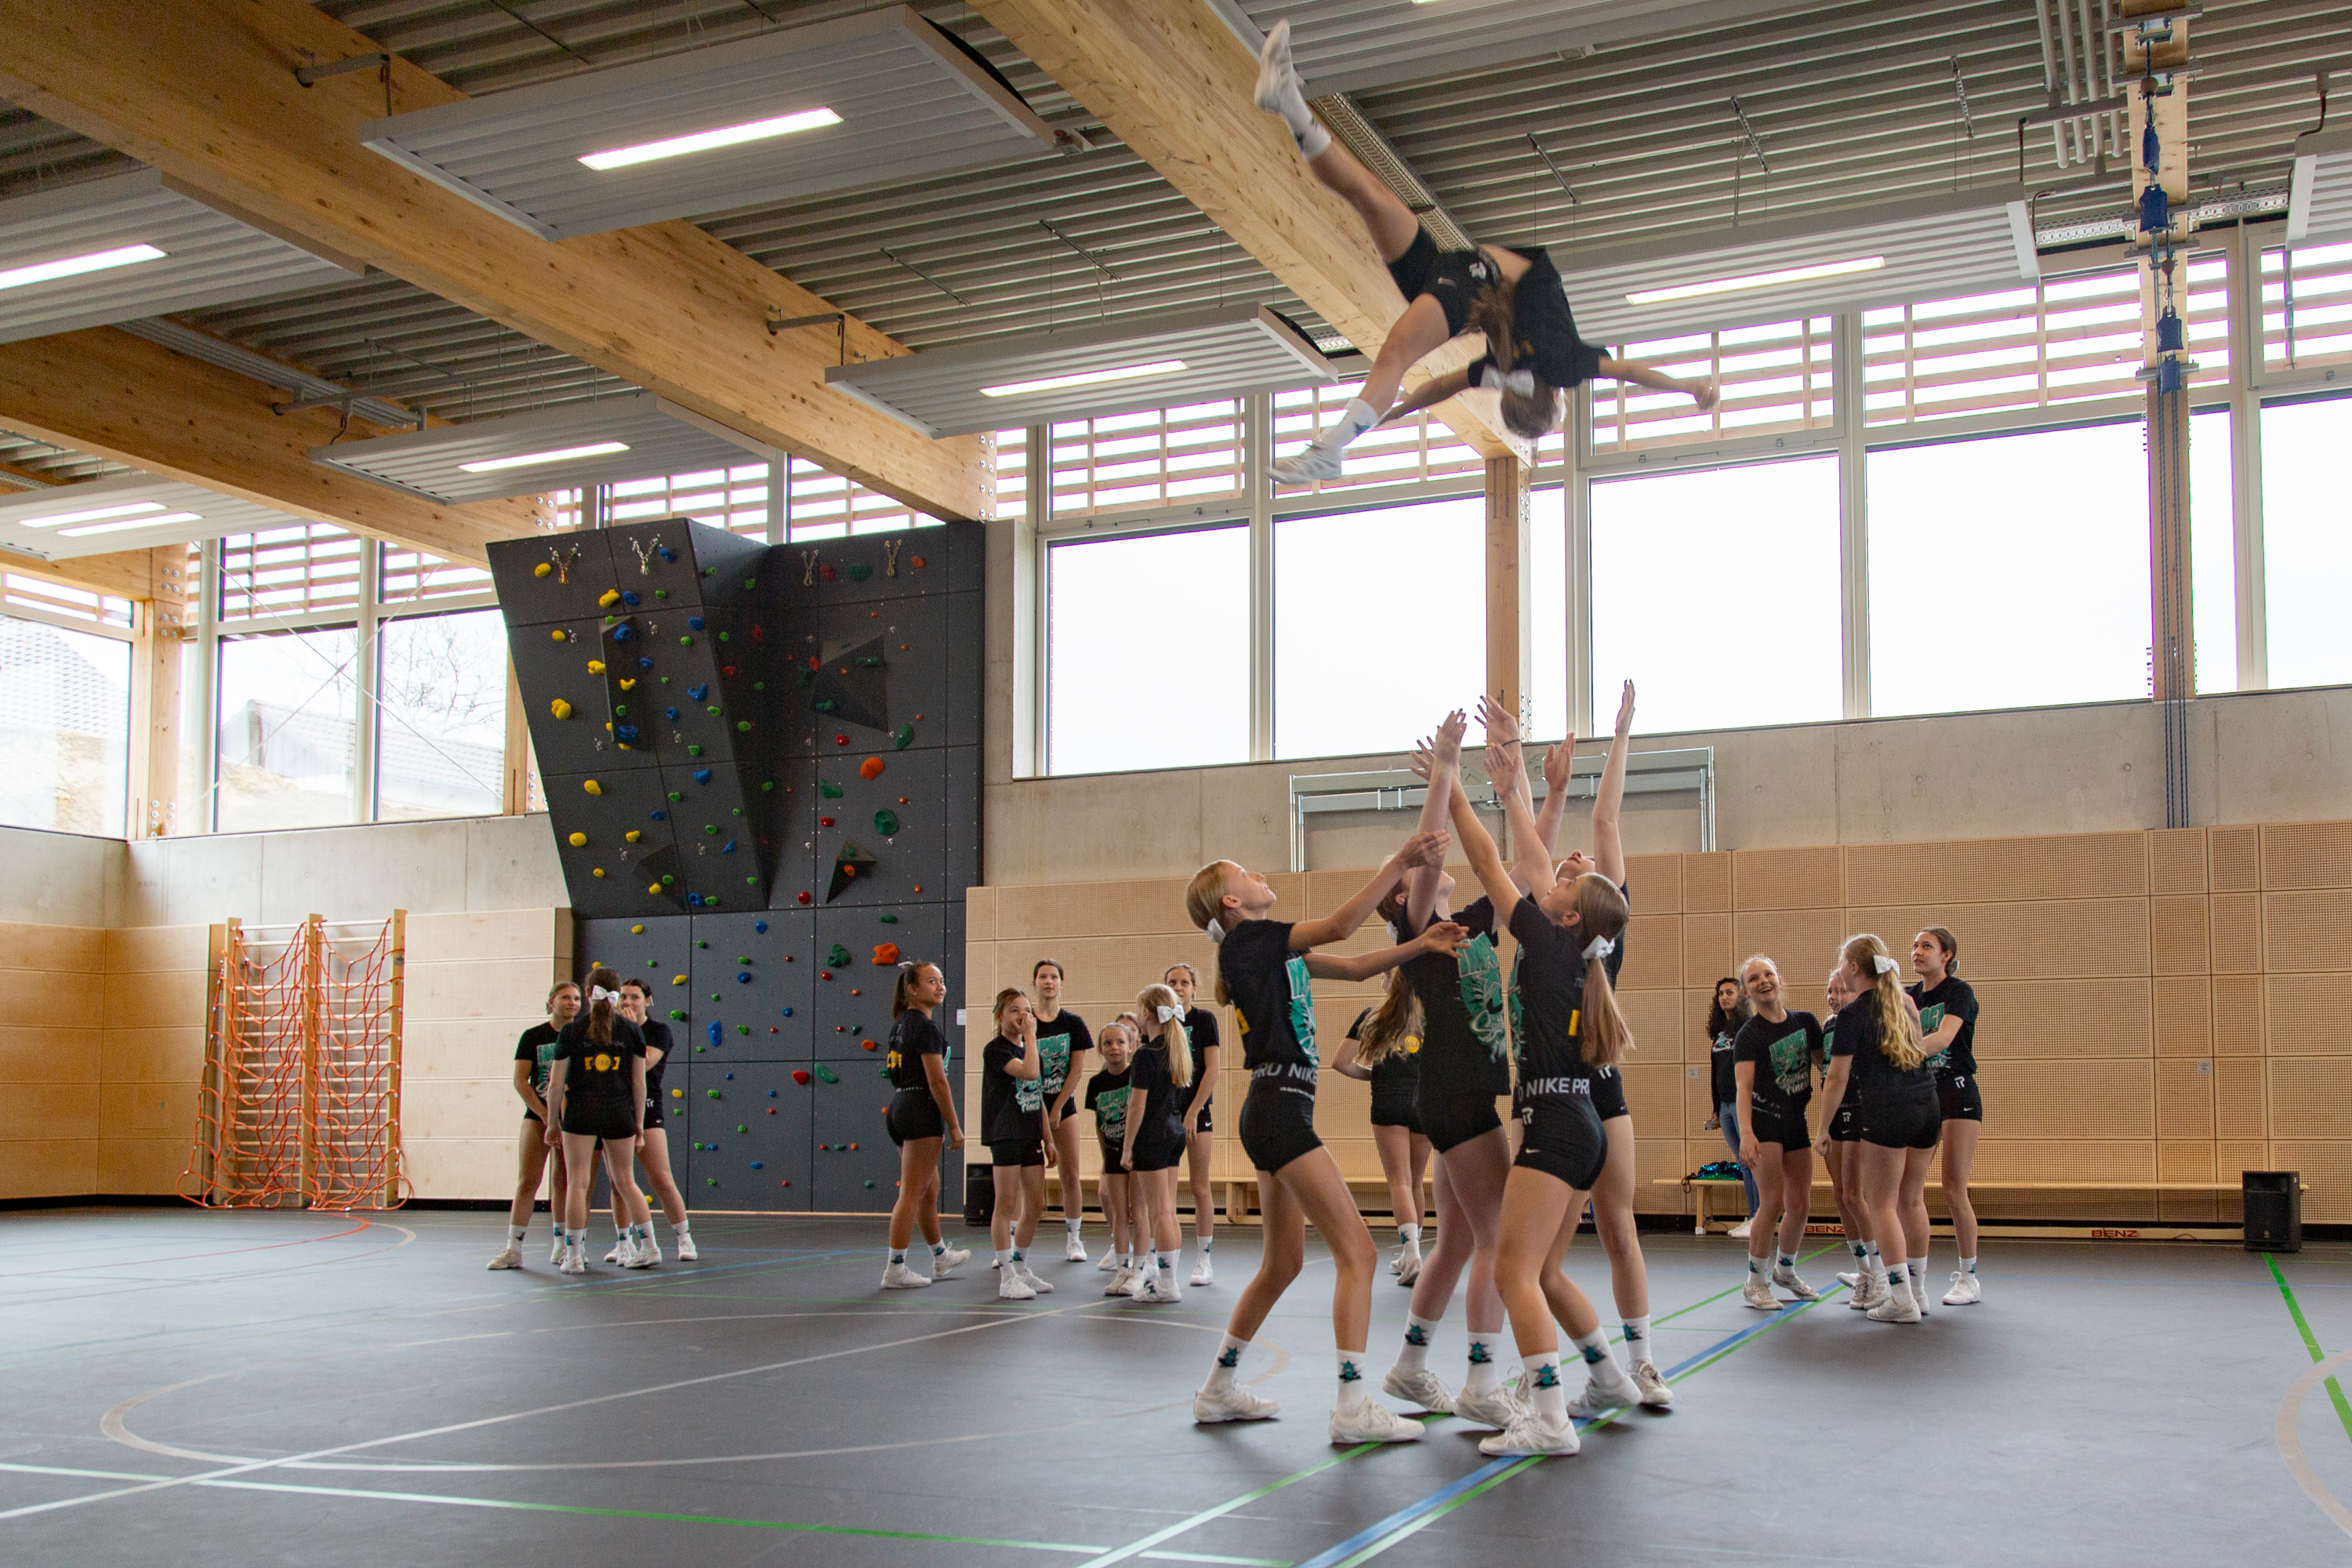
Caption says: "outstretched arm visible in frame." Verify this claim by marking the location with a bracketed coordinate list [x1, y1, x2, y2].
[1305, 923, 1465, 983]
[1443, 784, 1521, 930]
[1376, 367, 1473, 428]
[1592, 681, 1635, 885]
[1479, 697, 1553, 894]
[1290, 830, 1448, 951]
[1595, 354, 1720, 411]
[1405, 712, 1465, 931]
[1533, 731, 1577, 857]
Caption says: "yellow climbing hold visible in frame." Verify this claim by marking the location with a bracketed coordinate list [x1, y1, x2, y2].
[583, 779, 603, 796]
[672, 974, 687, 985]
[551, 629, 568, 641]
[647, 883, 662, 895]
[550, 698, 573, 720]
[591, 867, 607, 878]
[630, 924, 645, 934]
[587, 659, 606, 673]
[624, 829, 641, 843]
[534, 562, 553, 578]
[618, 677, 636, 690]
[599, 589, 622, 608]
[568, 831, 587, 847]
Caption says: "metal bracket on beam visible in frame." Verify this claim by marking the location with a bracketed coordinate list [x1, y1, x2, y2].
[295, 52, 390, 87]
[767, 308, 848, 365]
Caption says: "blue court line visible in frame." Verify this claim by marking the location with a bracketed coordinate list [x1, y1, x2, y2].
[1290, 1294, 1840, 1568]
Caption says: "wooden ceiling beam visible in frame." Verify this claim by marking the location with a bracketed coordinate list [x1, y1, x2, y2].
[0, 327, 548, 566]
[971, 0, 1522, 462]
[0, 0, 991, 521]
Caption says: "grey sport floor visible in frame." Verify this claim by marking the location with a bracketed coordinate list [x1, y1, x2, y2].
[4, 1207, 2348, 1566]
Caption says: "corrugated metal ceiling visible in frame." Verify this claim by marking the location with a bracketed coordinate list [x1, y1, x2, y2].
[0, 0, 2335, 470]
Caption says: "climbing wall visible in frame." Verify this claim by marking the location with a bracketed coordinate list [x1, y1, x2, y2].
[496, 519, 982, 1211]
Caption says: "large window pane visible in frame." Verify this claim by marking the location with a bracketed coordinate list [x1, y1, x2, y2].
[1869, 423, 2150, 716]
[0, 616, 128, 834]
[216, 626, 361, 831]
[1528, 485, 1566, 744]
[1048, 526, 1248, 774]
[378, 608, 509, 820]
[1591, 456, 1841, 735]
[2263, 395, 2352, 690]
[2189, 408, 2236, 694]
[1276, 496, 1483, 759]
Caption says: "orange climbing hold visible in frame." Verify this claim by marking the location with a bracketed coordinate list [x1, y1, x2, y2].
[858, 757, 885, 780]
[873, 943, 900, 965]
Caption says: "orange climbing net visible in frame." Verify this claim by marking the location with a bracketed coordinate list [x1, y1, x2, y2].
[180, 913, 410, 1211]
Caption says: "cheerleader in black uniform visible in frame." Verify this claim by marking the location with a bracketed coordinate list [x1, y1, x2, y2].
[881, 962, 971, 1289]
[1123, 983, 1198, 1304]
[1164, 964, 1225, 1287]
[1910, 927, 1984, 1305]
[980, 988, 1052, 1301]
[544, 968, 652, 1275]
[1820, 965, 1882, 1301]
[1032, 960, 1095, 1264]
[1815, 935, 1939, 1323]
[489, 980, 578, 1270]
[1730, 956, 1822, 1308]
[1331, 999, 1428, 1283]
[613, 979, 692, 1265]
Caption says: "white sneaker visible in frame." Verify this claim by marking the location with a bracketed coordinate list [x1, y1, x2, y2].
[1097, 1247, 1121, 1272]
[1381, 1367, 1456, 1414]
[1944, 1271, 1982, 1305]
[1328, 1401, 1424, 1445]
[550, 1233, 567, 1266]
[1566, 1362, 1645, 1418]
[1271, 442, 1346, 485]
[1396, 1250, 1421, 1287]
[1771, 1265, 1818, 1301]
[1190, 1256, 1215, 1287]
[1192, 1385, 1279, 1424]
[559, 1247, 586, 1276]
[1849, 1276, 1889, 1310]
[1252, 16, 1299, 114]
[488, 1243, 521, 1270]
[1632, 1360, 1675, 1409]
[604, 1242, 624, 1265]
[1452, 1384, 1525, 1430]
[1835, 1269, 1862, 1289]
[933, 1245, 969, 1279]
[676, 1232, 699, 1262]
[1479, 1412, 1581, 1457]
[1866, 1294, 1922, 1324]
[1064, 1233, 1089, 1262]
[1727, 1219, 1754, 1239]
[1018, 1265, 1055, 1295]
[998, 1272, 1036, 1301]
[1136, 1270, 1183, 1305]
[635, 1236, 662, 1268]
[1910, 1279, 1931, 1316]
[1741, 1277, 1782, 1311]
[881, 1262, 933, 1290]
[1106, 1269, 1138, 1297]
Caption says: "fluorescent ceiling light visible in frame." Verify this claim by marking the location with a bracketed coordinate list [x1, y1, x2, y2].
[980, 359, 1189, 398]
[1626, 254, 1884, 305]
[0, 241, 166, 293]
[578, 108, 842, 172]
[16, 499, 169, 528]
[458, 441, 631, 474]
[58, 511, 201, 538]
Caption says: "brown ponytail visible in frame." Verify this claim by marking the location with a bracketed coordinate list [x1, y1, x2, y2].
[891, 961, 938, 1018]
[1355, 967, 1423, 1068]
[583, 965, 621, 1048]
[1466, 271, 1561, 440]
[1184, 861, 1236, 1004]
[1570, 876, 1632, 1068]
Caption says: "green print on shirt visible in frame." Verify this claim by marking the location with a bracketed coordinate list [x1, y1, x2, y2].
[1014, 1062, 1044, 1113]
[1918, 1002, 1947, 1070]
[1287, 953, 1319, 1065]
[1766, 1025, 1812, 1098]
[1093, 1085, 1130, 1142]
[1818, 1019, 1835, 1086]
[1457, 935, 1510, 1062]
[531, 1036, 561, 1094]
[1037, 1034, 1071, 1097]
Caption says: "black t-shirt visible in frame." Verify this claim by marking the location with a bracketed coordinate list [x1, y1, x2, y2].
[1183, 1007, 1221, 1089]
[1034, 1011, 1092, 1105]
[886, 1009, 948, 1091]
[556, 1017, 645, 1115]
[1463, 248, 1606, 393]
[1219, 920, 1318, 1073]
[981, 1033, 1043, 1143]
[640, 1019, 674, 1106]
[1396, 896, 1510, 1098]
[1907, 977, 1980, 1080]
[1708, 1023, 1740, 1106]
[1734, 1011, 1821, 1127]
[1129, 1037, 1186, 1142]
[1085, 1065, 1133, 1146]
[1506, 895, 1626, 1098]
[514, 1022, 561, 1097]
[1506, 882, 1630, 1073]
[1831, 993, 1937, 1102]
[1351, 1006, 1422, 1102]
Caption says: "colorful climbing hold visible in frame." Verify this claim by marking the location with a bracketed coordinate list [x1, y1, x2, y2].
[551, 629, 567, 641]
[828, 944, 852, 967]
[815, 1065, 840, 1084]
[873, 943, 901, 966]
[891, 722, 915, 750]
[754, 920, 768, 934]
[672, 975, 687, 985]
[818, 780, 844, 799]
[688, 684, 708, 702]
[598, 589, 621, 608]
[791, 1069, 811, 1085]
[688, 616, 705, 631]
[873, 810, 899, 837]
[669, 1008, 684, 1020]
[587, 659, 605, 673]
[591, 868, 606, 878]
[568, 831, 587, 847]
[879, 913, 898, 924]
[534, 561, 553, 578]
[818, 817, 835, 829]
[720, 839, 737, 855]
[797, 891, 811, 905]
[631, 924, 645, 935]
[625, 829, 641, 844]
[692, 768, 713, 784]
[583, 779, 603, 795]
[859, 757, 886, 781]
[550, 698, 573, 720]
[848, 563, 872, 582]
[781, 1007, 793, 1017]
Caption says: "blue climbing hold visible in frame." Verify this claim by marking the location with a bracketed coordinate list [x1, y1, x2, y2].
[693, 768, 713, 784]
[622, 590, 640, 606]
[612, 624, 633, 642]
[639, 656, 654, 669]
[707, 1021, 723, 1046]
[688, 684, 708, 702]
[649, 809, 665, 821]
[659, 546, 677, 562]
[688, 616, 705, 631]
[767, 1088, 778, 1097]
[753, 920, 768, 934]
[780, 1007, 793, 1018]
[687, 893, 704, 907]
[724, 1072, 735, 1080]
[720, 839, 737, 855]
[750, 1160, 764, 1170]
[736, 971, 752, 983]
[665, 706, 680, 720]
[615, 724, 640, 743]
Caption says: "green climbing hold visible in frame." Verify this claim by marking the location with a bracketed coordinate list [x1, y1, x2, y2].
[891, 722, 915, 750]
[688, 744, 703, 757]
[706, 1178, 717, 1186]
[863, 1180, 875, 1190]
[670, 1009, 686, 1020]
[814, 699, 839, 713]
[856, 655, 884, 668]
[828, 943, 852, 967]
[736, 956, 751, 964]
[879, 913, 898, 924]
[731, 806, 744, 815]
[873, 809, 899, 836]
[680, 635, 693, 645]
[705, 823, 720, 835]
[668, 791, 683, 802]
[717, 631, 730, 643]
[707, 705, 722, 716]
[760, 780, 774, 792]
[848, 563, 872, 582]
[819, 780, 844, 799]
[815, 1064, 839, 1083]
[737, 1123, 746, 1133]
[697, 940, 710, 949]
[613, 702, 627, 717]
[736, 720, 753, 731]
[753, 681, 766, 691]
[743, 578, 756, 589]
[662, 873, 677, 885]
[655, 590, 669, 601]
[705, 565, 717, 575]
[706, 1089, 721, 1099]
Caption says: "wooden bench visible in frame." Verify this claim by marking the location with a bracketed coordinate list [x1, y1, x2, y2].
[1657, 1177, 2296, 1240]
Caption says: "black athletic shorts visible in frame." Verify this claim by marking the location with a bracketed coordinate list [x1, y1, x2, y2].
[1589, 1067, 1628, 1123]
[1417, 1086, 1502, 1153]
[1749, 1105, 1810, 1150]
[1830, 1091, 1863, 1143]
[1512, 1094, 1609, 1191]
[1237, 1073, 1322, 1174]
[887, 1087, 945, 1146]
[988, 1134, 1045, 1167]
[1130, 1127, 1187, 1173]
[1385, 227, 1491, 339]
[561, 1101, 637, 1142]
[1936, 1073, 1984, 1123]
[1861, 1090, 1941, 1152]
[1098, 1140, 1128, 1174]
[1193, 1102, 1214, 1134]
[641, 1096, 666, 1132]
[1370, 1084, 1422, 1134]
[523, 1108, 543, 1126]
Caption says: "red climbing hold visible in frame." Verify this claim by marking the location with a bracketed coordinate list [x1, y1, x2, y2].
[791, 1069, 811, 1085]
[862, 1040, 878, 1052]
[833, 735, 849, 746]
[818, 816, 835, 827]
[797, 891, 811, 905]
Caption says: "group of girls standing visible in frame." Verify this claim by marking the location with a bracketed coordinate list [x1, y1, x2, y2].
[1722, 928, 1983, 1323]
[490, 970, 695, 1275]
[1185, 686, 1669, 1457]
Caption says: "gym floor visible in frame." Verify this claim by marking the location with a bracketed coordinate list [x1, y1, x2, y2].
[5, 1208, 2347, 1566]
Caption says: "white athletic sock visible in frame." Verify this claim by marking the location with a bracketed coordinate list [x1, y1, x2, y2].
[993, 1247, 1011, 1269]
[1206, 1332, 1250, 1394]
[1959, 1254, 1978, 1276]
[673, 1218, 691, 1236]
[931, 1240, 947, 1257]
[1155, 1250, 1178, 1280]
[1571, 1327, 1616, 1370]
[1864, 1241, 1886, 1285]
[1318, 399, 1377, 453]
[1464, 1336, 1504, 1396]
[1335, 1351, 1370, 1414]
[1622, 1316, 1652, 1367]
[1748, 1253, 1768, 1276]
[1525, 1352, 1568, 1422]
[1066, 1217, 1083, 1236]
[1399, 1222, 1421, 1249]
[887, 1247, 906, 1268]
[1777, 1250, 1796, 1273]
[1198, 1236, 1214, 1254]
[506, 1224, 525, 1243]
[1906, 1259, 1924, 1294]
[1887, 1272, 1914, 1307]
[1850, 1240, 1870, 1261]
[1253, 23, 1330, 157]
[1395, 1314, 1440, 1374]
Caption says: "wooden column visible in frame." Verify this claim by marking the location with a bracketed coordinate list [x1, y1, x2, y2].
[123, 546, 189, 837]
[1484, 453, 1531, 728]
[501, 655, 532, 815]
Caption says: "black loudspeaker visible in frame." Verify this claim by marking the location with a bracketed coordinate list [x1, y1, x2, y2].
[964, 1163, 995, 1227]
[2244, 1170, 2301, 1253]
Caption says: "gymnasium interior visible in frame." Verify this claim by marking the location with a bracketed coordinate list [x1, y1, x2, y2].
[2, 0, 2349, 1561]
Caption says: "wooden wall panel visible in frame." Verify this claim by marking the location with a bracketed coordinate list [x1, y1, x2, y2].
[1617, 1061, 1683, 1130]
[1731, 846, 1842, 910]
[966, 886, 997, 942]
[2267, 1058, 2352, 1138]
[2149, 829, 2208, 894]
[2209, 893, 2261, 972]
[2212, 976, 2263, 1054]
[2215, 1058, 2267, 1138]
[1632, 1135, 1690, 1214]
[1967, 978, 2151, 1058]
[1980, 1060, 2154, 1138]
[1845, 898, 2150, 979]
[0, 920, 104, 974]
[2264, 975, 2352, 1054]
[1619, 913, 1682, 991]
[2151, 896, 2210, 975]
[1730, 907, 1849, 980]
[997, 877, 1193, 940]
[1615, 988, 1686, 1065]
[1682, 913, 1732, 986]
[1969, 1138, 2154, 1182]
[2262, 822, 2352, 890]
[2269, 1142, 2352, 1222]
[1684, 852, 1731, 913]
[2155, 1058, 2214, 1138]
[1682, 989, 1725, 1062]
[0, 1140, 96, 1200]
[2153, 978, 2210, 1057]
[0, 1027, 100, 1084]
[0, 1083, 99, 1141]
[2263, 890, 2352, 973]
[1624, 854, 1682, 912]
[1846, 832, 2146, 906]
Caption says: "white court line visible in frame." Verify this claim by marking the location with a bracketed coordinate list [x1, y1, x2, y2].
[2276, 1347, 2352, 1541]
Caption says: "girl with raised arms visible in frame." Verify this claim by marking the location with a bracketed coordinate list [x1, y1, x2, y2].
[881, 961, 971, 1290]
[1815, 935, 1940, 1323]
[1184, 828, 1464, 1445]
[1330, 995, 1428, 1285]
[1731, 956, 1822, 1309]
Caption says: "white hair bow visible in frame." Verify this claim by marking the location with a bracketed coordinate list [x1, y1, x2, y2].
[1583, 936, 1615, 962]
[588, 985, 619, 1005]
[1479, 365, 1537, 397]
[1871, 954, 1899, 975]
[1156, 1004, 1182, 1025]
[1204, 919, 1225, 943]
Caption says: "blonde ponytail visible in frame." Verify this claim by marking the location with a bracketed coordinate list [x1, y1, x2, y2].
[1842, 933, 1925, 1071]
[1184, 862, 1236, 1004]
[1570, 877, 1632, 1068]
[1136, 982, 1194, 1089]
[1356, 967, 1422, 1068]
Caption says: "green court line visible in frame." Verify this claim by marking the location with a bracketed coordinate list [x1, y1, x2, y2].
[2266, 1253, 2352, 1447]
[1064, 1446, 1381, 1568]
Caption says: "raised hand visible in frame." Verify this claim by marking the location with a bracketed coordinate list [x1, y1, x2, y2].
[1476, 694, 1521, 748]
[1484, 734, 1523, 797]
[1432, 709, 1467, 768]
[1542, 735, 1575, 797]
[1399, 829, 1450, 869]
[1693, 379, 1722, 413]
[1407, 738, 1436, 782]
[1614, 680, 1636, 738]
[1417, 920, 1471, 956]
